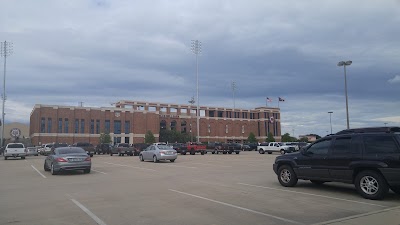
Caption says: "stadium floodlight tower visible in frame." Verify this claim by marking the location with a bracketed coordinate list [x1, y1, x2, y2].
[0, 41, 13, 147]
[191, 40, 201, 143]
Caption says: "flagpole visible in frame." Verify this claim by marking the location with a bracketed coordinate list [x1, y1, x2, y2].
[278, 97, 280, 108]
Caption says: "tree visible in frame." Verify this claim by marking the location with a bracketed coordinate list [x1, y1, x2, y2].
[299, 137, 309, 142]
[145, 130, 156, 144]
[99, 132, 112, 144]
[282, 133, 299, 142]
[159, 130, 191, 143]
[247, 132, 257, 143]
[266, 132, 275, 142]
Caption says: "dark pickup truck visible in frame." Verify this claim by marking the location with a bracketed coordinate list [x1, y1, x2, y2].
[72, 142, 95, 157]
[110, 143, 134, 156]
[95, 143, 112, 155]
[214, 143, 241, 154]
[171, 143, 188, 155]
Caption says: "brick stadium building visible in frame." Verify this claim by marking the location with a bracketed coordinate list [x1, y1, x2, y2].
[29, 100, 281, 145]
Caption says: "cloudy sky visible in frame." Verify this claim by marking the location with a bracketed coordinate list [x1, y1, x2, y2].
[1, 0, 400, 137]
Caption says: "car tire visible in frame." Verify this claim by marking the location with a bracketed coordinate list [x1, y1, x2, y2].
[21, 156, 26, 159]
[267, 152, 272, 154]
[190, 150, 195, 155]
[259, 149, 265, 154]
[390, 186, 400, 195]
[355, 170, 389, 200]
[280, 150, 285, 155]
[84, 168, 91, 174]
[228, 151, 232, 154]
[201, 151, 205, 155]
[236, 151, 240, 154]
[170, 159, 175, 162]
[310, 180, 325, 185]
[50, 164, 58, 175]
[4, 156, 7, 160]
[139, 155, 144, 161]
[110, 152, 113, 156]
[277, 165, 298, 187]
[44, 162, 50, 171]
[212, 151, 215, 154]
[182, 152, 186, 155]
[153, 155, 158, 163]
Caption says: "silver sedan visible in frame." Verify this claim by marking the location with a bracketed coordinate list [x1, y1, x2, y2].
[139, 144, 177, 163]
[44, 147, 91, 175]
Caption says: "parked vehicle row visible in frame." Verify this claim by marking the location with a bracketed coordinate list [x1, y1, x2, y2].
[257, 142, 296, 155]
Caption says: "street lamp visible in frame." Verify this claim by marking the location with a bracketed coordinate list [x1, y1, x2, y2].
[384, 123, 388, 127]
[337, 60, 352, 129]
[328, 112, 333, 134]
[0, 41, 13, 147]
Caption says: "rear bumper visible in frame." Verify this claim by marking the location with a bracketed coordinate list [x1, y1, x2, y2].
[54, 162, 91, 171]
[158, 154, 178, 160]
[4, 153, 26, 157]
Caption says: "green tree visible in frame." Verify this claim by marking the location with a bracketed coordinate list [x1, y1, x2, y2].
[159, 130, 192, 143]
[99, 132, 112, 144]
[145, 130, 156, 143]
[299, 137, 309, 142]
[281, 133, 292, 142]
[266, 132, 275, 142]
[247, 132, 257, 143]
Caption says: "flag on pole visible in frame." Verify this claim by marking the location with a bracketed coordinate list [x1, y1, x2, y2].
[266, 97, 272, 102]
[279, 97, 285, 102]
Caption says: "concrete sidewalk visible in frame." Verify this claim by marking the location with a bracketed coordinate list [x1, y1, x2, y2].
[314, 206, 400, 225]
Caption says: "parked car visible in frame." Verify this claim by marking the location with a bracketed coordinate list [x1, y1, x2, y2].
[44, 147, 91, 175]
[95, 143, 112, 155]
[41, 143, 54, 156]
[206, 142, 222, 153]
[213, 143, 241, 154]
[242, 144, 252, 151]
[257, 142, 295, 154]
[273, 126, 400, 200]
[51, 143, 69, 151]
[170, 143, 187, 155]
[4, 143, 26, 160]
[132, 143, 150, 156]
[139, 144, 177, 163]
[110, 143, 134, 156]
[72, 142, 95, 157]
[247, 143, 259, 151]
[26, 147, 39, 156]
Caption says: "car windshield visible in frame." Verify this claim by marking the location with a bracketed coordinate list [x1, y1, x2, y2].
[8, 144, 24, 148]
[158, 145, 174, 150]
[57, 148, 86, 155]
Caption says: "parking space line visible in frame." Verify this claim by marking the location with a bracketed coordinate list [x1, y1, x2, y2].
[237, 183, 386, 208]
[169, 189, 303, 225]
[92, 169, 107, 175]
[71, 199, 107, 225]
[164, 164, 197, 169]
[31, 165, 46, 178]
[189, 162, 232, 167]
[104, 162, 157, 172]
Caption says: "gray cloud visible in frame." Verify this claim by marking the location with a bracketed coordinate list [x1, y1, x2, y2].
[388, 75, 400, 84]
[1, 0, 400, 137]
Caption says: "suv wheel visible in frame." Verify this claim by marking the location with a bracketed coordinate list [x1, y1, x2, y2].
[280, 150, 285, 155]
[259, 149, 265, 154]
[390, 186, 400, 195]
[277, 165, 298, 187]
[355, 170, 389, 200]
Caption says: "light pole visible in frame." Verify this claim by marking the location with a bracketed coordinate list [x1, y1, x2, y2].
[337, 60, 352, 129]
[384, 123, 388, 127]
[0, 41, 12, 147]
[188, 96, 195, 142]
[328, 111, 333, 134]
[191, 40, 201, 143]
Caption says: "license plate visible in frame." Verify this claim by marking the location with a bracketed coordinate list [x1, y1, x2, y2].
[69, 158, 82, 162]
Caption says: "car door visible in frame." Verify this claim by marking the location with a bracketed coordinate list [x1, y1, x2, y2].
[45, 149, 55, 167]
[326, 135, 362, 182]
[295, 138, 332, 179]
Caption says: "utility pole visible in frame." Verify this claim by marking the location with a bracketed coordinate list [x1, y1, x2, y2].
[231, 81, 236, 117]
[188, 96, 195, 142]
[0, 41, 13, 147]
[191, 40, 201, 143]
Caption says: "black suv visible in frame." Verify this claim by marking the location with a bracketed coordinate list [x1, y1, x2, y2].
[273, 127, 400, 200]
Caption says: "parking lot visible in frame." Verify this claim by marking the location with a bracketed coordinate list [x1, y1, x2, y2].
[1, 152, 399, 225]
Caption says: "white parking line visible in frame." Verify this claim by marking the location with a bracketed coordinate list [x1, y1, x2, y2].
[31, 165, 46, 178]
[169, 189, 303, 225]
[92, 169, 107, 175]
[237, 183, 386, 208]
[71, 199, 107, 225]
[164, 164, 197, 169]
[104, 162, 157, 172]
[189, 162, 232, 168]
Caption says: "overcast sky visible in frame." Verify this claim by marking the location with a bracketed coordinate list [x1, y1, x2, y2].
[1, 0, 400, 137]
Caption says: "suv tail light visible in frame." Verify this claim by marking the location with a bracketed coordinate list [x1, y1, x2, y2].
[56, 158, 68, 162]
[84, 157, 91, 161]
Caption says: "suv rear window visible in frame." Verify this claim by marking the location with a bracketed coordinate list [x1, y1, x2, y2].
[363, 135, 400, 154]
[8, 144, 24, 148]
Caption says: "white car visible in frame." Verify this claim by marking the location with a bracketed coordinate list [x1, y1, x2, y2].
[4, 143, 26, 160]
